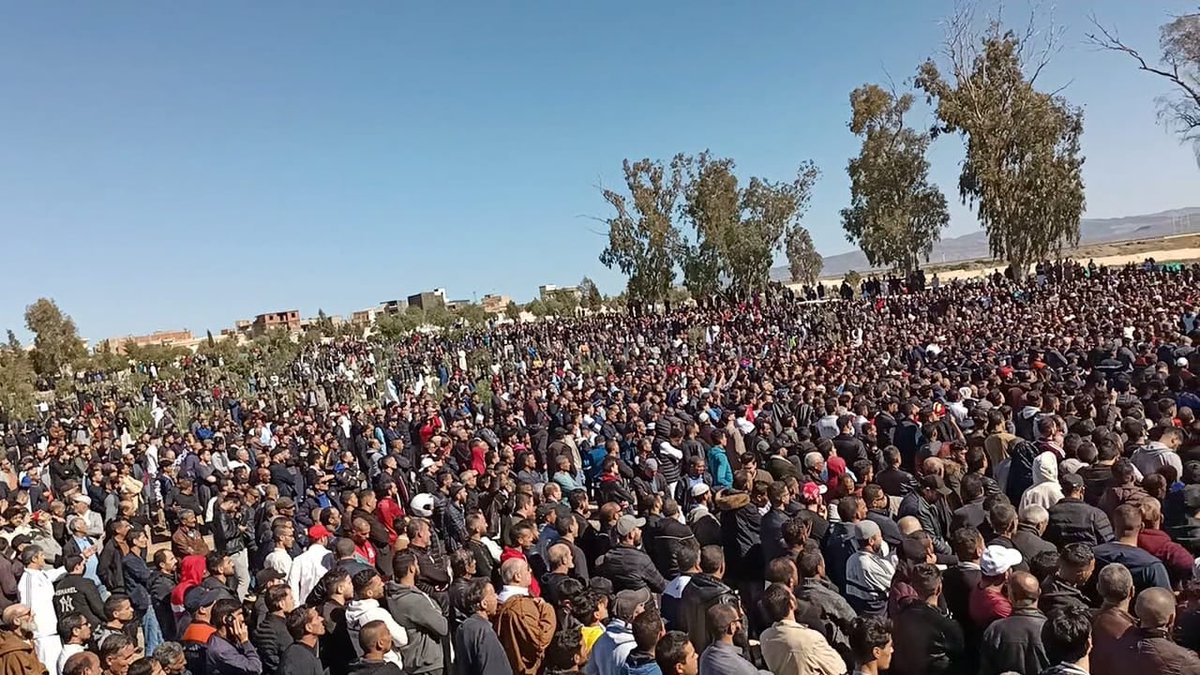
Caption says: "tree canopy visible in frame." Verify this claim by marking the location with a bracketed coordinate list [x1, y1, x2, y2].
[24, 298, 86, 377]
[599, 158, 683, 304]
[785, 226, 823, 285]
[841, 84, 949, 273]
[915, 14, 1086, 273]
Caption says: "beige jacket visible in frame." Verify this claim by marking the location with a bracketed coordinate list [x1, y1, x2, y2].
[760, 619, 847, 675]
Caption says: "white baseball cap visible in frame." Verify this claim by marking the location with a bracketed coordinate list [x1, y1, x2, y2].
[980, 545, 1023, 576]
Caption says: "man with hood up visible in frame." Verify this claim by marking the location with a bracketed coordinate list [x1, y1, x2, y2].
[1019, 456, 1064, 512]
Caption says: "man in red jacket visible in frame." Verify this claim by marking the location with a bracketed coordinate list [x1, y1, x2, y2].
[1137, 497, 1194, 584]
[500, 520, 541, 597]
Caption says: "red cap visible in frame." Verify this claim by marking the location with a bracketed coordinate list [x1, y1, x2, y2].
[308, 524, 333, 540]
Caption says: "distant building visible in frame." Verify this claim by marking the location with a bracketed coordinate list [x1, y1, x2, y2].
[101, 329, 194, 354]
[539, 284, 581, 301]
[351, 306, 383, 326]
[481, 294, 511, 314]
[380, 299, 408, 314]
[407, 288, 446, 310]
[252, 310, 301, 335]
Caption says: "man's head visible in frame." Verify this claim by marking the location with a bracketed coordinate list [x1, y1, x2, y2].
[1096, 563, 1134, 606]
[58, 612, 92, 645]
[1135, 586, 1178, 630]
[352, 569, 384, 601]
[0, 604, 35, 639]
[1112, 503, 1144, 539]
[1058, 543, 1096, 586]
[1041, 609, 1092, 666]
[106, 594, 136, 625]
[655, 631, 699, 675]
[614, 514, 645, 548]
[152, 642, 187, 675]
[358, 619, 394, 659]
[393, 550, 419, 584]
[285, 605, 325, 641]
[499, 558, 532, 590]
[631, 606, 664, 653]
[99, 632, 140, 675]
[547, 543, 573, 573]
[63, 652, 101, 675]
[463, 578, 499, 618]
[205, 551, 233, 578]
[1008, 571, 1041, 609]
[761, 582, 797, 625]
[849, 616, 893, 670]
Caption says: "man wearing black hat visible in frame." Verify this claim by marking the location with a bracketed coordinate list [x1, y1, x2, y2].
[898, 475, 954, 556]
[1045, 472, 1114, 548]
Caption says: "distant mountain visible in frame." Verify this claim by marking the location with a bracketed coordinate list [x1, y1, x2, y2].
[773, 207, 1200, 281]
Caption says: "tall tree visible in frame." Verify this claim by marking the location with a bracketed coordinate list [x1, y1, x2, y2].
[0, 338, 36, 416]
[599, 157, 684, 304]
[678, 152, 820, 295]
[24, 298, 86, 376]
[915, 11, 1086, 274]
[785, 226, 823, 285]
[1088, 10, 1200, 162]
[841, 84, 950, 273]
[578, 277, 602, 311]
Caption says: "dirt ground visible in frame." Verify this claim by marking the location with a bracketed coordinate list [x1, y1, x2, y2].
[803, 232, 1200, 286]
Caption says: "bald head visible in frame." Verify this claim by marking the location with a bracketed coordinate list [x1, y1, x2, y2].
[1135, 587, 1177, 628]
[898, 516, 922, 536]
[1008, 572, 1040, 608]
[0, 604, 28, 629]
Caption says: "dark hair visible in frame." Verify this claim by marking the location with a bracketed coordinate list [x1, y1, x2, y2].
[307, 567, 350, 607]
[264, 584, 292, 612]
[797, 550, 824, 578]
[1030, 550, 1061, 580]
[950, 527, 982, 561]
[392, 550, 419, 580]
[960, 473, 984, 502]
[1042, 609, 1092, 664]
[765, 556, 795, 584]
[458, 578, 493, 615]
[667, 534, 698, 571]
[57, 612, 89, 640]
[782, 517, 810, 548]
[849, 616, 892, 664]
[63, 554, 85, 573]
[989, 502, 1018, 534]
[655, 631, 693, 672]
[99, 632, 133, 663]
[543, 628, 585, 670]
[204, 551, 228, 575]
[1060, 543, 1095, 570]
[910, 563, 942, 599]
[285, 605, 315, 640]
[334, 537, 356, 558]
[351, 569, 380, 598]
[699, 545, 724, 574]
[631, 607, 663, 651]
[128, 658, 156, 675]
[761, 583, 795, 624]
[104, 593, 132, 620]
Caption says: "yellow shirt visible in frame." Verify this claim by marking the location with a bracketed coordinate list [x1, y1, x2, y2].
[581, 625, 604, 657]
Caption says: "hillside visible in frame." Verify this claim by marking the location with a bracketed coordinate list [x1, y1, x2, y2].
[773, 207, 1200, 281]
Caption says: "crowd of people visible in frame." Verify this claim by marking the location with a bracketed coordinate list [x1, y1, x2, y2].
[0, 258, 1199, 675]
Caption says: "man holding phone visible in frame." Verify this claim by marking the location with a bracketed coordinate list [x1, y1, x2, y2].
[205, 599, 262, 675]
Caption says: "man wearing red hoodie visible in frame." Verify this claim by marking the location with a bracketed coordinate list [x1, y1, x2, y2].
[500, 520, 541, 597]
[1138, 497, 1194, 585]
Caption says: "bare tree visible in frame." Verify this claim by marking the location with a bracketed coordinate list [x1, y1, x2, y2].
[1087, 10, 1200, 161]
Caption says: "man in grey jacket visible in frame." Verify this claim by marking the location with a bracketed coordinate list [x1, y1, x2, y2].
[387, 551, 449, 675]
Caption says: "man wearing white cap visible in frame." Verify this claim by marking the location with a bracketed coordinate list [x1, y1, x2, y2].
[970, 545, 1023, 628]
[68, 495, 103, 541]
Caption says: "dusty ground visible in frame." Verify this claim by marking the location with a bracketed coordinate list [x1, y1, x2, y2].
[805, 232, 1200, 285]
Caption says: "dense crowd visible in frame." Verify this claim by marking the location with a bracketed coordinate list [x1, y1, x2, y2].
[1, 258, 1200, 675]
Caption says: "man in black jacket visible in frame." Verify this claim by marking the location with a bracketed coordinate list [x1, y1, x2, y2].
[405, 518, 450, 612]
[979, 572, 1050, 675]
[677, 545, 738, 656]
[54, 554, 105, 626]
[211, 494, 250, 600]
[648, 500, 696, 580]
[1039, 543, 1096, 617]
[596, 515, 666, 594]
[1045, 473, 1115, 548]
[899, 475, 954, 556]
[759, 483, 792, 566]
[148, 550, 178, 642]
[876, 446, 919, 497]
[890, 563, 965, 675]
[97, 520, 130, 594]
[250, 584, 294, 675]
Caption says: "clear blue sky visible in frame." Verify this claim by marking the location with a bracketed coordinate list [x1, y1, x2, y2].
[1, 1, 1196, 342]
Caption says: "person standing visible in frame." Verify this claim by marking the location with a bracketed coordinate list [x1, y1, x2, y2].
[251, 586, 294, 675]
[0, 605, 43, 675]
[452, 579, 511, 675]
[978, 572, 1050, 675]
[53, 555, 105, 628]
[889, 564, 964, 675]
[17, 544, 65, 675]
[350, 620, 404, 675]
[387, 551, 448, 675]
[124, 528, 164, 654]
[278, 606, 325, 675]
[205, 599, 262, 675]
[288, 526, 333, 606]
[696, 604, 758, 675]
[494, 559, 555, 675]
[758, 583, 845, 675]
